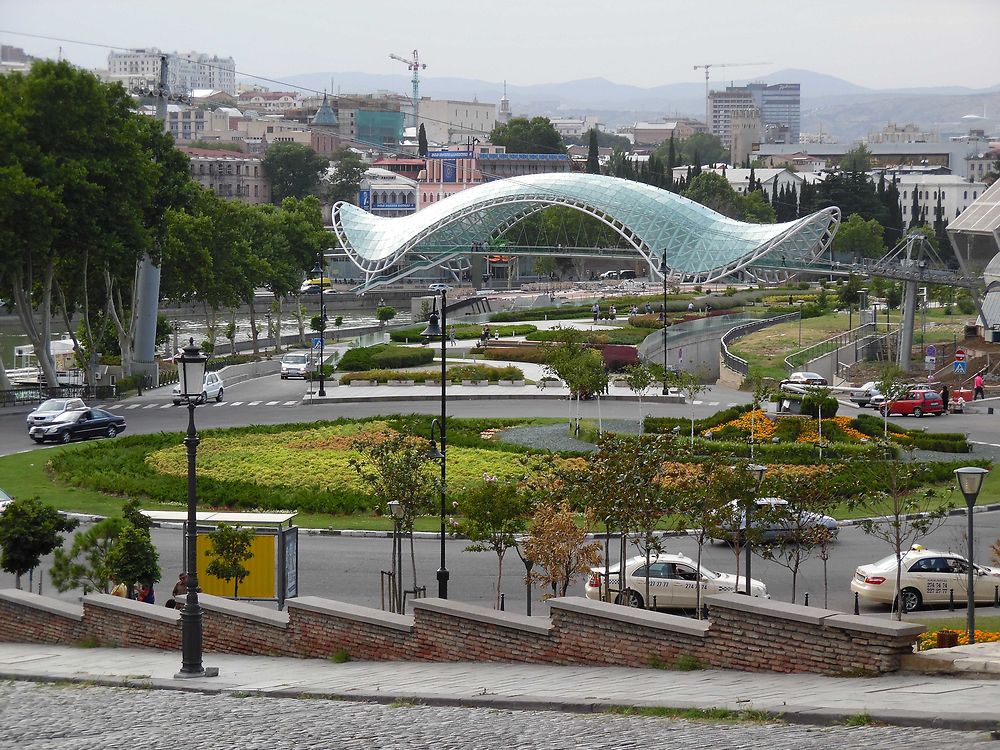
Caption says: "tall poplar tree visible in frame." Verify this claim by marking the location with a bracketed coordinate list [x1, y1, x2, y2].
[586, 128, 599, 174]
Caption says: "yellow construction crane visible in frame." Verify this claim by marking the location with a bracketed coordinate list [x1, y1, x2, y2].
[390, 49, 426, 130]
[693, 62, 772, 132]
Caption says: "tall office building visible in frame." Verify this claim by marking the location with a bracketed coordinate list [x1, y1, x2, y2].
[107, 48, 236, 95]
[709, 82, 800, 146]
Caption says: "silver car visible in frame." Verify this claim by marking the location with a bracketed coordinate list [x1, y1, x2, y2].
[26, 398, 87, 427]
[280, 352, 314, 379]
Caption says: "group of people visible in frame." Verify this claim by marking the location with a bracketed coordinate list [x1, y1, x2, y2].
[109, 572, 191, 608]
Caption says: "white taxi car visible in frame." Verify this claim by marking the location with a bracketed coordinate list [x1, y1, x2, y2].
[585, 553, 768, 610]
[850, 545, 1000, 613]
[172, 371, 224, 405]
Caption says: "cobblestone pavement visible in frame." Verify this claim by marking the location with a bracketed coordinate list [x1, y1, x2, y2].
[0, 681, 994, 750]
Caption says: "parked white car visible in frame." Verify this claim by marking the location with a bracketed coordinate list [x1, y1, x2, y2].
[280, 352, 314, 379]
[172, 371, 224, 405]
[781, 371, 828, 386]
[849, 382, 882, 408]
[0, 487, 12, 514]
[850, 545, 1000, 613]
[585, 552, 768, 610]
[26, 398, 87, 427]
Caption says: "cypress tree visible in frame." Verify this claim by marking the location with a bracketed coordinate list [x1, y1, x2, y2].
[908, 186, 922, 228]
[417, 124, 428, 156]
[586, 128, 599, 174]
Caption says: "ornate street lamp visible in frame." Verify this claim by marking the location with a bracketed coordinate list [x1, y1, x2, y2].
[660, 254, 669, 395]
[422, 291, 449, 598]
[954, 466, 989, 644]
[745, 463, 767, 596]
[311, 259, 326, 397]
[175, 338, 210, 678]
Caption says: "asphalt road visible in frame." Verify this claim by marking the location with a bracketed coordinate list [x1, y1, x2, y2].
[3, 372, 1000, 620]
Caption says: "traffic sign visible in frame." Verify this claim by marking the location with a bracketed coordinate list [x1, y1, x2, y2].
[954, 361, 967, 374]
[312, 337, 322, 349]
[926, 345, 937, 357]
[955, 348, 967, 362]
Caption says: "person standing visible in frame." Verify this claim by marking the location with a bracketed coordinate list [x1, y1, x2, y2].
[448, 325, 457, 347]
[592, 303, 599, 322]
[941, 384, 950, 413]
[974, 371, 985, 400]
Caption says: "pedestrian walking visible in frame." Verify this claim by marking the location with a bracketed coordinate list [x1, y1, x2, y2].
[609, 305, 617, 320]
[592, 303, 599, 322]
[449, 325, 457, 347]
[940, 384, 950, 413]
[974, 371, 985, 400]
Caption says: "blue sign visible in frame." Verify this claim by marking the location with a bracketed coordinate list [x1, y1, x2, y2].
[375, 203, 416, 210]
[954, 361, 967, 374]
[358, 190, 370, 210]
[428, 151, 472, 159]
[442, 159, 457, 183]
[926, 344, 937, 357]
[312, 337, 322, 349]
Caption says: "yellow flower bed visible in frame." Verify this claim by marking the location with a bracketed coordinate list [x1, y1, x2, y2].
[919, 629, 1000, 650]
[145, 422, 526, 492]
[795, 416, 871, 444]
[706, 409, 775, 441]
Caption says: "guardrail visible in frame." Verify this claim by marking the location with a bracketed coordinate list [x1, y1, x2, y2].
[0, 384, 118, 408]
[720, 313, 798, 376]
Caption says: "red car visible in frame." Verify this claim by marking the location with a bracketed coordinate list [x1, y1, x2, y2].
[879, 390, 944, 418]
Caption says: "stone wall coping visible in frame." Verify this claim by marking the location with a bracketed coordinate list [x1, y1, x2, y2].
[824, 613, 925, 638]
[198, 594, 288, 628]
[84, 592, 180, 625]
[0, 588, 83, 621]
[287, 596, 414, 633]
[412, 598, 552, 636]
[706, 593, 838, 626]
[549, 596, 710, 638]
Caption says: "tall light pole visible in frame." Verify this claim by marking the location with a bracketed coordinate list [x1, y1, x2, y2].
[745, 463, 767, 596]
[388, 500, 404, 613]
[660, 254, 669, 395]
[176, 338, 208, 678]
[422, 289, 450, 599]
[954, 466, 988, 644]
[797, 300, 804, 347]
[311, 259, 326, 397]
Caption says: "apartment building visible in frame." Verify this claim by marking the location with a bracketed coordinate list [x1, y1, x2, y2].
[107, 48, 236, 94]
[179, 146, 271, 204]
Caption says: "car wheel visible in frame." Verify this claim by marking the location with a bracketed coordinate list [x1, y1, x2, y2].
[200, 391, 208, 405]
[913, 407, 923, 418]
[898, 587, 923, 613]
[61, 432, 72, 444]
[31, 437, 44, 444]
[216, 388, 224, 402]
[106, 426, 117, 438]
[614, 589, 644, 609]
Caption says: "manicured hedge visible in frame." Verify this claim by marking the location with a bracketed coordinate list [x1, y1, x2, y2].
[479, 346, 550, 365]
[389, 323, 537, 342]
[526, 327, 651, 345]
[645, 404, 751, 435]
[337, 344, 435, 371]
[853, 413, 971, 453]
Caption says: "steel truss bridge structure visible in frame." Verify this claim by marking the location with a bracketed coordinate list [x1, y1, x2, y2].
[331, 173, 841, 291]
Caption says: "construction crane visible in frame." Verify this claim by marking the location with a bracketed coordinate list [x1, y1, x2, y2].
[693, 62, 772, 134]
[390, 49, 426, 131]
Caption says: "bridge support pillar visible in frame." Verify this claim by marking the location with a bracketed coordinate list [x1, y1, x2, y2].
[898, 279, 918, 372]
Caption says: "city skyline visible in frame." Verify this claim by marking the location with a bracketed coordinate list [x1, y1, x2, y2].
[1, 0, 997, 94]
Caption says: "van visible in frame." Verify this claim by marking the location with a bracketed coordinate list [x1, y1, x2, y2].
[618, 270, 637, 280]
[598, 270, 620, 280]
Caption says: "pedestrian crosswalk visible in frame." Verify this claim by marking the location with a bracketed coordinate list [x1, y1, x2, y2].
[108, 400, 302, 411]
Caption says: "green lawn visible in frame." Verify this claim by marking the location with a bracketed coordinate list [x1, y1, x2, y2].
[909, 614, 1000, 633]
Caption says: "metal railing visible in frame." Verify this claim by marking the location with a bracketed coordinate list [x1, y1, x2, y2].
[721, 313, 798, 376]
[0, 384, 118, 408]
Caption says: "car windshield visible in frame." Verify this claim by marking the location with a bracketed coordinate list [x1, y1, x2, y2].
[51, 410, 82, 424]
[284, 355, 307, 363]
[37, 400, 68, 412]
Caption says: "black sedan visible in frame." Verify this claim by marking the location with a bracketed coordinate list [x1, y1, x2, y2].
[28, 408, 126, 444]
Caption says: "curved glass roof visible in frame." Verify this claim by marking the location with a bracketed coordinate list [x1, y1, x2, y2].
[332, 173, 840, 282]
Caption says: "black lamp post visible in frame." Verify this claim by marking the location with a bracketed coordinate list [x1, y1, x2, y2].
[422, 291, 449, 599]
[745, 463, 767, 596]
[954, 466, 989, 644]
[265, 311, 272, 358]
[176, 338, 208, 678]
[660, 254, 669, 395]
[311, 259, 326, 397]
[388, 500, 404, 613]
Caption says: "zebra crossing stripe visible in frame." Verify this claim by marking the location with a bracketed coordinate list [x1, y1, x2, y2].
[142, 404, 158, 409]
[692, 400, 704, 405]
[159, 404, 173, 409]
[265, 401, 279, 406]
[708, 401, 720, 406]
[283, 401, 299, 406]
[228, 401, 243, 406]
[248, 401, 262, 406]
[126, 404, 141, 410]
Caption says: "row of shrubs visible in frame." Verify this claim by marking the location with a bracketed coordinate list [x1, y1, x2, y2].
[854, 413, 971, 452]
[337, 344, 435, 372]
[478, 346, 550, 365]
[389, 323, 537, 342]
[338, 364, 524, 384]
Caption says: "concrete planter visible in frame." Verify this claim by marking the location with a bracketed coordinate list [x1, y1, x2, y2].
[499, 380, 525, 387]
[349, 380, 375, 387]
[612, 380, 629, 388]
[460, 380, 488, 386]
[386, 380, 411, 386]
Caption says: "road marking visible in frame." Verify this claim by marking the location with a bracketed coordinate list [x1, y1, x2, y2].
[283, 401, 299, 406]
[142, 404, 159, 409]
[109, 403, 123, 409]
[228, 401, 243, 406]
[727, 402, 738, 407]
[125, 404, 141, 410]
[248, 401, 262, 406]
[213, 402, 228, 407]
[692, 400, 703, 405]
[265, 401, 279, 406]
[159, 404, 173, 409]
[708, 401, 720, 406]
[972, 441, 1000, 449]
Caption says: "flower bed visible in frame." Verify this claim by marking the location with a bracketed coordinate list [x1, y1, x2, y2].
[918, 629, 1000, 650]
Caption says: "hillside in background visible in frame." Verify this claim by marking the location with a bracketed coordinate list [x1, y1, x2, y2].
[276, 68, 1000, 143]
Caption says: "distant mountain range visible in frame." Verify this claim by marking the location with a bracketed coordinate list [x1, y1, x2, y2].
[275, 68, 1000, 143]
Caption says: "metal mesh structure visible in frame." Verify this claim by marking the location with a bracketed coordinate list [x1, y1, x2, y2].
[332, 173, 840, 287]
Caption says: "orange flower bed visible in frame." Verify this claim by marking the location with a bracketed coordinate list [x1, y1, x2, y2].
[919, 629, 1000, 650]
[795, 416, 870, 444]
[707, 409, 775, 441]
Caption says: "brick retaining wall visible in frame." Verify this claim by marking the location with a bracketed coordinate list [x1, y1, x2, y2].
[0, 589, 925, 675]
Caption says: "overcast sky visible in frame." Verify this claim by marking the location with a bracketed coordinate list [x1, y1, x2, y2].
[1, 0, 996, 91]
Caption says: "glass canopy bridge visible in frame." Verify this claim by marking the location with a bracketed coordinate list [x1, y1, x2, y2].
[330, 173, 841, 292]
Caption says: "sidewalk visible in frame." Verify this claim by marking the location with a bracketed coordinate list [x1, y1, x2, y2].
[1, 642, 999, 730]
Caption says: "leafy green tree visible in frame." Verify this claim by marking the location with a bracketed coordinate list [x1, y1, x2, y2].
[0, 497, 79, 589]
[489, 116, 566, 154]
[623, 363, 655, 432]
[586, 128, 600, 174]
[565, 129, 631, 152]
[417, 123, 428, 156]
[50, 517, 126, 594]
[376, 305, 397, 326]
[205, 523, 256, 598]
[837, 273, 865, 308]
[813, 172, 889, 228]
[105, 523, 160, 599]
[349, 432, 437, 592]
[742, 189, 777, 223]
[523, 500, 602, 598]
[833, 213, 884, 259]
[261, 142, 329, 203]
[840, 144, 873, 173]
[324, 147, 368, 205]
[669, 370, 710, 447]
[683, 172, 742, 219]
[451, 475, 530, 609]
[672, 133, 727, 166]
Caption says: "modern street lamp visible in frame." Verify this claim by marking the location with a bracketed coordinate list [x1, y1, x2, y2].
[954, 466, 989, 644]
[265, 311, 272, 358]
[422, 291, 450, 599]
[796, 300, 804, 347]
[311, 258, 326, 397]
[176, 338, 209, 678]
[388, 500, 404, 613]
[745, 463, 767, 596]
[660, 254, 669, 395]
